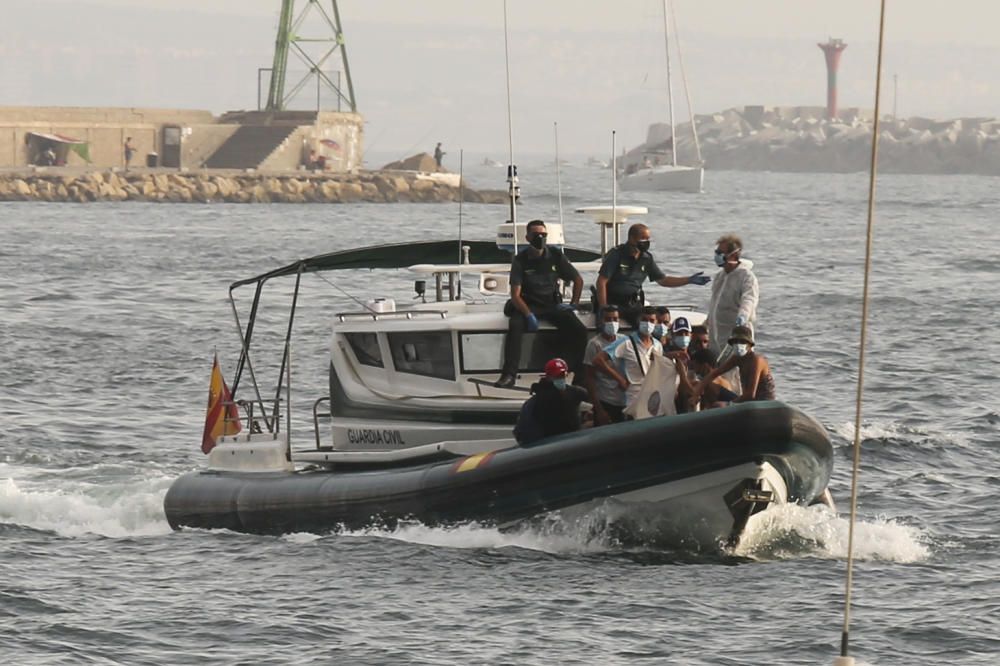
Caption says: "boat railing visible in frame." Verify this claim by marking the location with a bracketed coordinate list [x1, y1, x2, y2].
[226, 398, 283, 436]
[312, 396, 331, 449]
[335, 310, 448, 322]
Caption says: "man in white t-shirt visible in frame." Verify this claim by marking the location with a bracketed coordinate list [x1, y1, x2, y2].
[583, 305, 626, 424]
[594, 306, 664, 409]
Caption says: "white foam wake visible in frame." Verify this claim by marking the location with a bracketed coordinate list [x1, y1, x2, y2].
[737, 502, 930, 563]
[0, 476, 173, 538]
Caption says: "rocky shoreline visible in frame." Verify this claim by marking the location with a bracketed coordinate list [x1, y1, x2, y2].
[635, 108, 1000, 175]
[0, 169, 507, 204]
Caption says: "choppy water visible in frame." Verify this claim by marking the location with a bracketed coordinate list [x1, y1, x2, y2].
[1, 164, 998, 665]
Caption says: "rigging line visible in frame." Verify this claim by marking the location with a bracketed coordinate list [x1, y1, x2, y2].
[838, 1, 888, 664]
[267, 255, 379, 314]
[668, 0, 702, 164]
[502, 0, 518, 254]
[660, 0, 677, 167]
[554, 122, 564, 225]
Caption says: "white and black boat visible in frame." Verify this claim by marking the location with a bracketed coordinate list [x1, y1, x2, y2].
[164, 208, 832, 547]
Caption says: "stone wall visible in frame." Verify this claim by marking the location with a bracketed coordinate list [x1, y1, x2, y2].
[0, 169, 506, 204]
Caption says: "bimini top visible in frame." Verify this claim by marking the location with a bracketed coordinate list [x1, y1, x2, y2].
[229, 239, 602, 290]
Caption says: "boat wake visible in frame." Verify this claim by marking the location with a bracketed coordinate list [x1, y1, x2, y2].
[331, 501, 929, 564]
[0, 474, 173, 538]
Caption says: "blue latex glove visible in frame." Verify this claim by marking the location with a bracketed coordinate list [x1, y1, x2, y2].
[556, 303, 576, 312]
[525, 313, 540, 331]
[688, 271, 711, 286]
[735, 314, 748, 327]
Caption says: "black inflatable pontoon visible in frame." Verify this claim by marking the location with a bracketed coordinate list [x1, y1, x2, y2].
[164, 401, 832, 539]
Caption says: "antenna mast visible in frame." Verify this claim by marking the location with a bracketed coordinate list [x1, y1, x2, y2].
[266, 0, 357, 112]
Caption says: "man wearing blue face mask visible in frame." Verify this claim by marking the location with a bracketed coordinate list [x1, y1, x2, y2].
[583, 305, 627, 425]
[513, 358, 590, 445]
[707, 234, 758, 358]
[663, 316, 693, 361]
[595, 223, 710, 329]
[594, 306, 664, 410]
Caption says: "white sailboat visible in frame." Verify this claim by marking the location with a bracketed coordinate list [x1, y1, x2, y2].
[619, 0, 704, 193]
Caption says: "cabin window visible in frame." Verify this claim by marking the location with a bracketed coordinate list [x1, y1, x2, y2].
[345, 332, 383, 368]
[387, 332, 455, 380]
[460, 330, 564, 374]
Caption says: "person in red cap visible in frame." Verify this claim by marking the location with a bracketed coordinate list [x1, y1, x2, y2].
[513, 358, 590, 445]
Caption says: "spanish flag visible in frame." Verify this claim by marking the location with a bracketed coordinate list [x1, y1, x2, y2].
[201, 354, 241, 454]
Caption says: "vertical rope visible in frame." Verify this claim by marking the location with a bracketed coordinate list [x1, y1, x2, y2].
[840, 0, 888, 660]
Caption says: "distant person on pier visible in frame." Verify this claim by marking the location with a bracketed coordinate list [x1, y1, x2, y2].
[40, 146, 57, 166]
[706, 234, 758, 358]
[693, 326, 774, 403]
[513, 358, 590, 445]
[433, 142, 445, 168]
[595, 223, 710, 328]
[495, 219, 586, 389]
[123, 137, 136, 170]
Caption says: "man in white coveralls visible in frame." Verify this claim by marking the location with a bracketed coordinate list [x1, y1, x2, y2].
[707, 234, 759, 357]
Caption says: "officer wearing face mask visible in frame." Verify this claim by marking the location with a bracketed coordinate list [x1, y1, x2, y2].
[707, 234, 758, 358]
[583, 305, 627, 425]
[496, 219, 587, 389]
[513, 358, 590, 445]
[596, 223, 710, 329]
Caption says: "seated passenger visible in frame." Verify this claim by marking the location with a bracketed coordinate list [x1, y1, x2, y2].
[663, 316, 692, 361]
[693, 326, 775, 403]
[495, 219, 586, 388]
[687, 348, 739, 409]
[594, 306, 663, 412]
[689, 324, 710, 355]
[652, 306, 671, 345]
[513, 358, 590, 445]
[583, 305, 626, 425]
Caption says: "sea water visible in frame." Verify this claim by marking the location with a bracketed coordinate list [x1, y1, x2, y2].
[1, 165, 998, 664]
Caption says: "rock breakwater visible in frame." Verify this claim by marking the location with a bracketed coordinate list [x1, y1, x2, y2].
[635, 108, 1000, 175]
[0, 169, 507, 204]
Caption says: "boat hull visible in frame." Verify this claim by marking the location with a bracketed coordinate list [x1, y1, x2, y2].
[164, 401, 831, 546]
[619, 165, 704, 193]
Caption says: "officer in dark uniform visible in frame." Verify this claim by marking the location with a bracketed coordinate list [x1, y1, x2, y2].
[595, 223, 711, 328]
[495, 220, 586, 388]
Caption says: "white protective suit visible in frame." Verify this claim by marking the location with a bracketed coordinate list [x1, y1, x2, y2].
[707, 259, 759, 356]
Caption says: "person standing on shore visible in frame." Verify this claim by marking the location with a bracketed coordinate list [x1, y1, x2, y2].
[433, 142, 445, 168]
[124, 137, 136, 171]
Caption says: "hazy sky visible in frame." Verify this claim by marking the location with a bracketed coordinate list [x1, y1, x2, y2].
[2, 0, 997, 157]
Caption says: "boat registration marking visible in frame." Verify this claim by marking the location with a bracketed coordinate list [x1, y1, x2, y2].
[453, 451, 496, 474]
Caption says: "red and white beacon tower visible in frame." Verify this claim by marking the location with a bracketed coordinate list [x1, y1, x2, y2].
[818, 38, 847, 120]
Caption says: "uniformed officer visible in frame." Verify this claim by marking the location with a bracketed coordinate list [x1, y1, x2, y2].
[495, 220, 587, 389]
[595, 223, 711, 328]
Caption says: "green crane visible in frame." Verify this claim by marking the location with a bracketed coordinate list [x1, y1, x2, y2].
[265, 0, 357, 113]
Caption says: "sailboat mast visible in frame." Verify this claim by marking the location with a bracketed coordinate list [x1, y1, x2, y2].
[669, 0, 702, 164]
[661, 0, 677, 167]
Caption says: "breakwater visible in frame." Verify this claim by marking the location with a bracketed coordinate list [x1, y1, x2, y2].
[0, 169, 507, 204]
[637, 108, 1000, 175]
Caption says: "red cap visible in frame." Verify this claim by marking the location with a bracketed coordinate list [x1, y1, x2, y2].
[544, 358, 569, 378]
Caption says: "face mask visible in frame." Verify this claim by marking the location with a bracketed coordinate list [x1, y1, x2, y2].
[714, 252, 726, 267]
[552, 378, 567, 390]
[637, 240, 651, 253]
[734, 343, 750, 357]
[529, 233, 546, 250]
[652, 324, 666, 339]
[674, 335, 691, 349]
[638, 321, 654, 337]
[602, 321, 619, 337]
